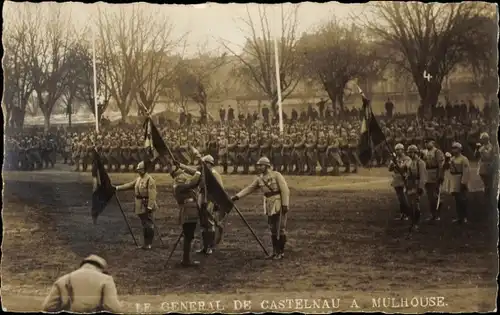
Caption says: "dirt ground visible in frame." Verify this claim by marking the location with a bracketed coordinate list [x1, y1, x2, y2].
[1, 167, 498, 313]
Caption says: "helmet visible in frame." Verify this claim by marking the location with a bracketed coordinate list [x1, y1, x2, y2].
[394, 143, 404, 150]
[201, 155, 215, 165]
[81, 254, 108, 270]
[451, 142, 462, 150]
[256, 157, 271, 167]
[407, 145, 418, 153]
[480, 132, 489, 140]
[136, 161, 145, 171]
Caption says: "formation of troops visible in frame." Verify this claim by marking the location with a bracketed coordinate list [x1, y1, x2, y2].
[4, 111, 487, 176]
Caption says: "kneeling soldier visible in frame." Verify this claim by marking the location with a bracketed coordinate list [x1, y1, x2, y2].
[170, 163, 202, 267]
[231, 157, 290, 260]
[115, 161, 157, 250]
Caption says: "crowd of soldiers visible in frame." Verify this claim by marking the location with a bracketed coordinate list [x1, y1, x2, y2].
[62, 112, 489, 176]
[4, 131, 64, 171]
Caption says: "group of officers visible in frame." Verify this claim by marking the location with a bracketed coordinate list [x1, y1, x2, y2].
[388, 132, 495, 228]
[108, 148, 290, 269]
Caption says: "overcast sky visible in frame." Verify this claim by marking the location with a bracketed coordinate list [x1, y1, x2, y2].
[4, 1, 368, 56]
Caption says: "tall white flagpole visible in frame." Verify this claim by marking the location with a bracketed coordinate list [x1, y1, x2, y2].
[274, 31, 283, 134]
[92, 27, 99, 133]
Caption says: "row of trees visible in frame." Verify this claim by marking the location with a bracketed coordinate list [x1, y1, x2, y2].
[3, 2, 497, 130]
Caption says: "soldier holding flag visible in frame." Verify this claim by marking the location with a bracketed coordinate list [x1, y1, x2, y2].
[114, 161, 158, 250]
[231, 157, 290, 260]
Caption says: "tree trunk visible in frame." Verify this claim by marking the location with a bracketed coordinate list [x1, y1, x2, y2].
[68, 112, 72, 128]
[43, 111, 51, 133]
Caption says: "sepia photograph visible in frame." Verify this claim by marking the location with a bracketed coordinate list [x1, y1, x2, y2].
[1, 1, 499, 313]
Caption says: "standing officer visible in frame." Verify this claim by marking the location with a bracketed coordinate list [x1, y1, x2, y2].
[405, 145, 427, 231]
[476, 132, 495, 202]
[389, 143, 411, 220]
[170, 163, 202, 267]
[42, 255, 122, 313]
[178, 154, 223, 255]
[114, 161, 157, 250]
[444, 142, 470, 224]
[230, 157, 290, 260]
[423, 137, 445, 221]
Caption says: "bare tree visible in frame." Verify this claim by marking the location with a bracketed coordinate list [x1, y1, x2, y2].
[2, 3, 37, 129]
[220, 4, 302, 116]
[299, 19, 387, 112]
[22, 3, 75, 132]
[97, 4, 184, 121]
[362, 2, 496, 111]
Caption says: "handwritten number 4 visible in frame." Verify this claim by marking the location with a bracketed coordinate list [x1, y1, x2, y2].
[423, 71, 433, 82]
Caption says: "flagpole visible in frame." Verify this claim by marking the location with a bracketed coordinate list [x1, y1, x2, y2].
[92, 27, 99, 133]
[274, 37, 283, 135]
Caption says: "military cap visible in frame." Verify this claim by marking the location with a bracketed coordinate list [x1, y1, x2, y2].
[256, 156, 271, 166]
[201, 155, 215, 165]
[451, 142, 462, 150]
[394, 143, 404, 150]
[81, 254, 108, 270]
[480, 132, 489, 140]
[136, 161, 145, 171]
[407, 145, 418, 153]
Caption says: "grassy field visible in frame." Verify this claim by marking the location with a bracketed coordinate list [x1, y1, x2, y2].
[1, 167, 497, 313]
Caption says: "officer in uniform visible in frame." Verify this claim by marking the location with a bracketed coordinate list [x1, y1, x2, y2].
[292, 134, 305, 174]
[389, 143, 411, 220]
[304, 132, 317, 175]
[227, 134, 238, 174]
[422, 137, 445, 221]
[476, 132, 495, 201]
[237, 133, 250, 174]
[218, 133, 229, 174]
[316, 132, 328, 175]
[444, 142, 470, 224]
[42, 255, 122, 313]
[405, 145, 427, 230]
[231, 157, 290, 260]
[115, 161, 158, 249]
[170, 163, 202, 267]
[281, 134, 293, 174]
[248, 134, 260, 173]
[270, 135, 283, 172]
[178, 154, 223, 255]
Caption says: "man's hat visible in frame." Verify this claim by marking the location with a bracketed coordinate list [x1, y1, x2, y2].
[81, 254, 108, 271]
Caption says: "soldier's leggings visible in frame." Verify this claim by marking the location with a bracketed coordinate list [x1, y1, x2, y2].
[268, 212, 288, 254]
[452, 191, 468, 221]
[394, 186, 409, 214]
[407, 194, 421, 225]
[138, 211, 155, 246]
[425, 183, 440, 217]
[182, 222, 197, 261]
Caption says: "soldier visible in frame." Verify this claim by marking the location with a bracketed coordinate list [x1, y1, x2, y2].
[218, 133, 229, 174]
[422, 137, 445, 221]
[237, 133, 249, 174]
[115, 161, 158, 249]
[208, 132, 219, 165]
[389, 143, 411, 220]
[130, 141, 140, 171]
[304, 132, 317, 175]
[170, 163, 202, 267]
[292, 134, 305, 174]
[317, 132, 328, 175]
[109, 141, 120, 172]
[248, 134, 260, 173]
[405, 145, 427, 231]
[326, 133, 342, 176]
[260, 133, 272, 160]
[231, 157, 290, 260]
[476, 132, 495, 202]
[347, 133, 359, 173]
[270, 134, 283, 172]
[281, 134, 293, 174]
[444, 142, 470, 224]
[227, 134, 238, 174]
[42, 255, 122, 313]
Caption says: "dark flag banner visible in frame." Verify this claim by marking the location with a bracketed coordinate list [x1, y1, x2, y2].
[357, 91, 387, 166]
[201, 162, 234, 218]
[91, 150, 115, 222]
[143, 117, 170, 158]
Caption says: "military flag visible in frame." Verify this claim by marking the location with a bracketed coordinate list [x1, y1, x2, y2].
[357, 89, 387, 166]
[91, 150, 115, 222]
[143, 117, 172, 161]
[201, 162, 234, 218]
